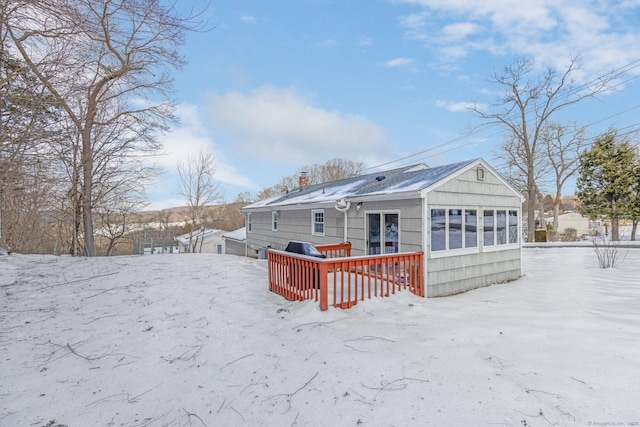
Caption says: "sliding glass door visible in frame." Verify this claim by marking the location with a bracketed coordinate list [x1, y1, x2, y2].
[366, 213, 399, 255]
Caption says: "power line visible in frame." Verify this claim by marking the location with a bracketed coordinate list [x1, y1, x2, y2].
[363, 58, 640, 172]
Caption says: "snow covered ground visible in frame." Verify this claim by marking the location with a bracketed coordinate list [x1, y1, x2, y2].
[1, 248, 639, 426]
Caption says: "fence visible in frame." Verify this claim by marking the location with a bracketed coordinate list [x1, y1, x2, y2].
[267, 243, 423, 310]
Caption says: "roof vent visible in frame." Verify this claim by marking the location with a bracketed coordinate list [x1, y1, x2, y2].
[375, 175, 386, 182]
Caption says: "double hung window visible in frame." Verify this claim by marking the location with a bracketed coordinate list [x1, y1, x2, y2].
[312, 209, 325, 236]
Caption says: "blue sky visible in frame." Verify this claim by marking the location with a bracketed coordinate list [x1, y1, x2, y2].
[149, 0, 640, 209]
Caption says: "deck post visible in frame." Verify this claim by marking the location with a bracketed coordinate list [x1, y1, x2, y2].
[319, 261, 329, 311]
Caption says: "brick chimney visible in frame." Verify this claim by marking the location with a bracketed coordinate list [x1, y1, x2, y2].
[299, 171, 309, 188]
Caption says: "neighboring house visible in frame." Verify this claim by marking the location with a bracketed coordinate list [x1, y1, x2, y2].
[548, 212, 600, 237]
[222, 227, 247, 256]
[241, 158, 524, 297]
[132, 229, 179, 255]
[176, 228, 225, 254]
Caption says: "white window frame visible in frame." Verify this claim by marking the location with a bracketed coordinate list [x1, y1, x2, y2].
[364, 210, 401, 255]
[247, 213, 252, 233]
[481, 208, 520, 252]
[429, 207, 479, 258]
[311, 209, 325, 236]
[271, 211, 279, 232]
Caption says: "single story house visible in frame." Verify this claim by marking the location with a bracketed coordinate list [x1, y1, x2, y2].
[241, 158, 524, 297]
[222, 227, 247, 256]
[176, 228, 225, 254]
[546, 212, 601, 237]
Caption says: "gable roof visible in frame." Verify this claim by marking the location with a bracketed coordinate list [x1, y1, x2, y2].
[242, 158, 504, 211]
[222, 227, 246, 242]
[175, 228, 224, 244]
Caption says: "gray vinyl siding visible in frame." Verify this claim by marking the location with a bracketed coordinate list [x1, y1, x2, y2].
[246, 207, 344, 254]
[246, 199, 424, 257]
[424, 167, 522, 297]
[224, 239, 246, 256]
[427, 166, 521, 206]
[426, 248, 521, 296]
[344, 198, 423, 256]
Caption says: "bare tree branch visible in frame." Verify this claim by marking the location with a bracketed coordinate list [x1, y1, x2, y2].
[176, 149, 224, 252]
[471, 56, 615, 241]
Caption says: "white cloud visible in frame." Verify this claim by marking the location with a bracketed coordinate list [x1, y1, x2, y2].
[395, 0, 640, 79]
[436, 100, 486, 112]
[155, 103, 258, 189]
[316, 39, 339, 48]
[358, 36, 374, 47]
[399, 11, 429, 30]
[240, 15, 257, 24]
[205, 86, 390, 166]
[385, 57, 415, 68]
[440, 22, 479, 41]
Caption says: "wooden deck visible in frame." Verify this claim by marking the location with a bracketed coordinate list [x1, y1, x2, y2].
[267, 242, 424, 310]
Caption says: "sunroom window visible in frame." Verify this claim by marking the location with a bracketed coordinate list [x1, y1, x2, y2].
[431, 208, 478, 252]
[483, 209, 519, 247]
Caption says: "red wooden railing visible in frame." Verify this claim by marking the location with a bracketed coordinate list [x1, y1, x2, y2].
[267, 244, 423, 311]
[316, 242, 352, 258]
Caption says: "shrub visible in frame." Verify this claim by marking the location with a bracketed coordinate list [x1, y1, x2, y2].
[534, 229, 547, 242]
[562, 228, 578, 241]
[592, 235, 627, 268]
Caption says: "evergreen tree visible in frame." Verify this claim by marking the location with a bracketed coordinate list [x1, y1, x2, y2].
[627, 159, 640, 241]
[576, 130, 637, 241]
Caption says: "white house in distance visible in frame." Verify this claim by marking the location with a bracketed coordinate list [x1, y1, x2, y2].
[176, 228, 226, 254]
[241, 158, 524, 297]
[222, 227, 247, 256]
[547, 212, 600, 237]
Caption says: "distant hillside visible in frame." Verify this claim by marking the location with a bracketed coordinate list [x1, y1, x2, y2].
[132, 202, 248, 232]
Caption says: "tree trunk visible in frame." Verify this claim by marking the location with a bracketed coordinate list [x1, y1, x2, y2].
[82, 127, 95, 256]
[187, 225, 194, 253]
[611, 218, 619, 241]
[553, 190, 561, 232]
[527, 187, 536, 242]
[538, 196, 545, 234]
[106, 239, 116, 256]
[0, 177, 3, 245]
[632, 221, 638, 241]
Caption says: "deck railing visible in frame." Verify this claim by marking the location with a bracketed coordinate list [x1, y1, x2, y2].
[267, 245, 423, 311]
[316, 242, 352, 258]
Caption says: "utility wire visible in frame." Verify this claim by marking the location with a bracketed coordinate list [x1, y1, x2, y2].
[363, 58, 640, 172]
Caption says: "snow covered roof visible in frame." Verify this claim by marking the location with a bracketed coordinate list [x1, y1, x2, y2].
[175, 228, 224, 244]
[222, 227, 246, 242]
[242, 159, 480, 210]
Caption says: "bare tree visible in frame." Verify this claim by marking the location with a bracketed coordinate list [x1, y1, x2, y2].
[2, 0, 204, 255]
[234, 191, 254, 203]
[543, 121, 587, 232]
[0, 25, 63, 252]
[176, 149, 223, 252]
[154, 209, 175, 234]
[255, 158, 364, 201]
[201, 202, 248, 231]
[472, 57, 612, 241]
[320, 158, 364, 182]
[95, 183, 148, 256]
